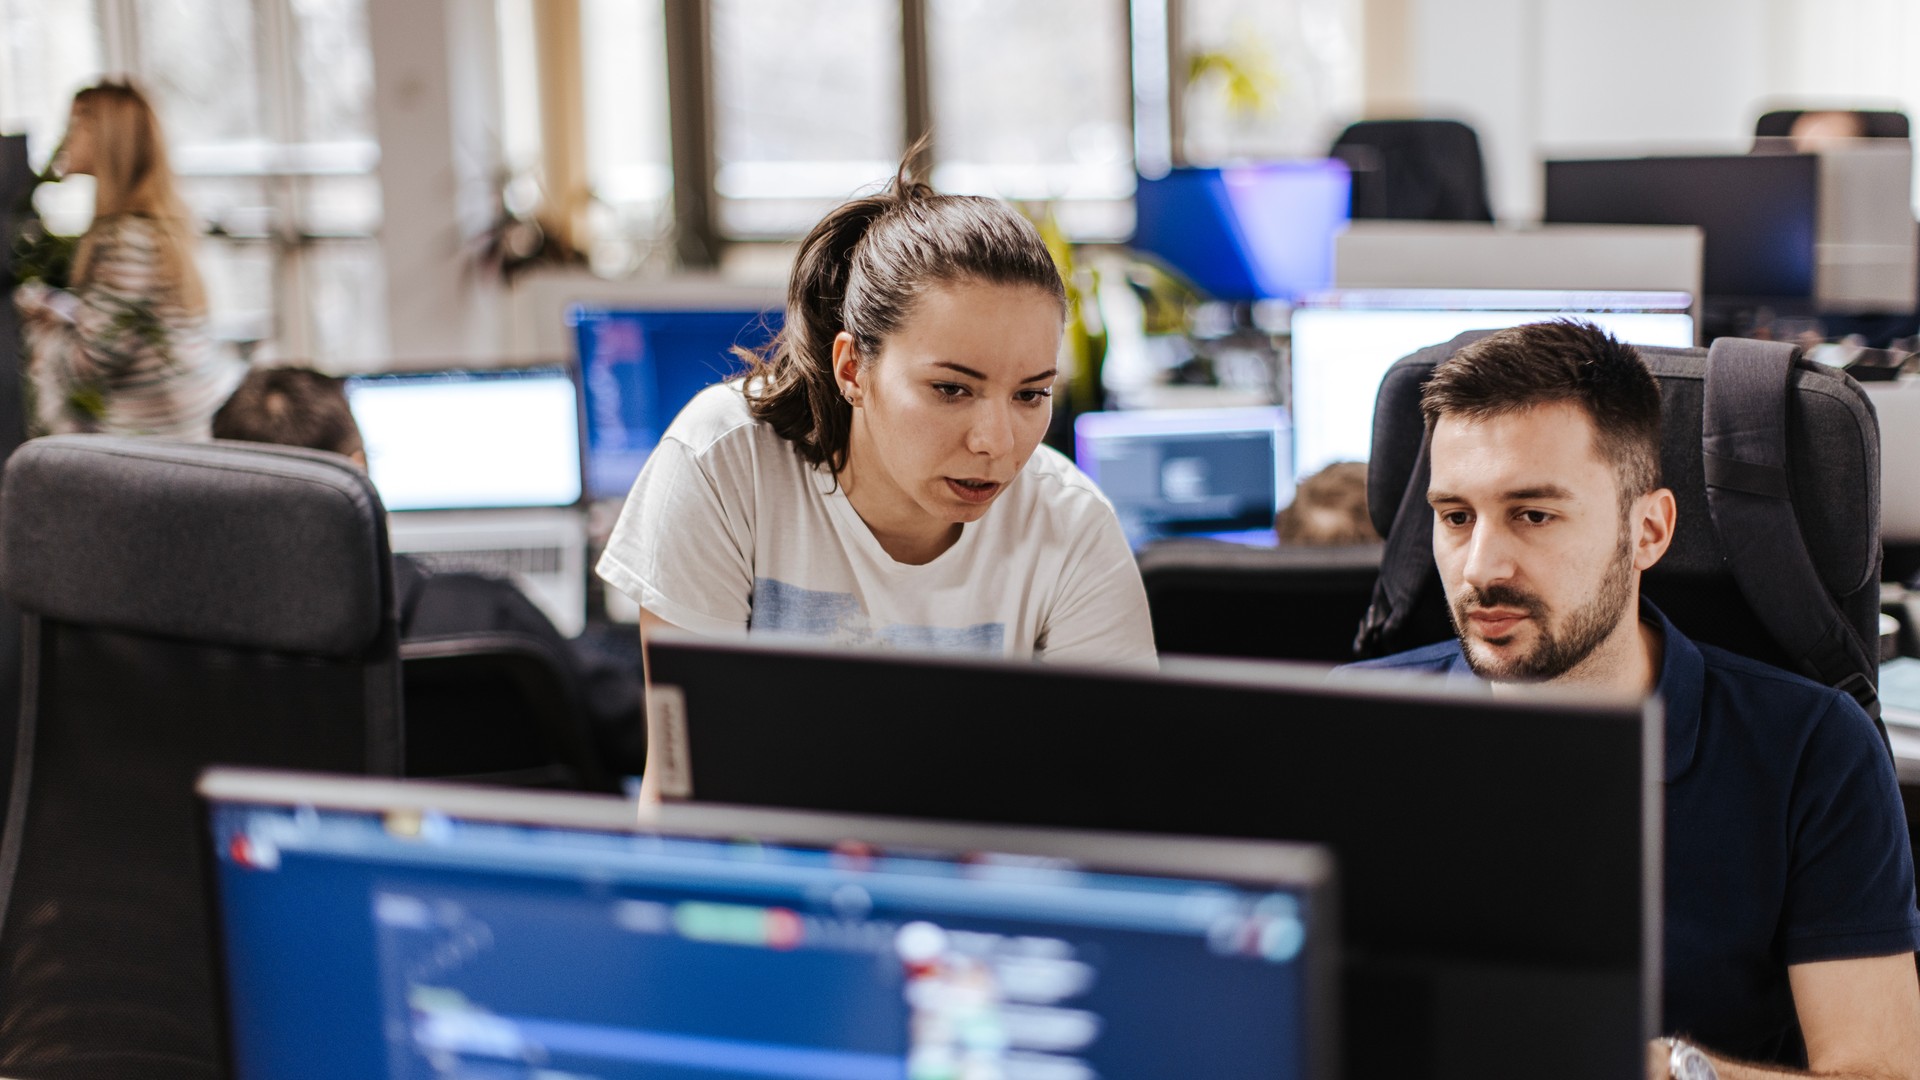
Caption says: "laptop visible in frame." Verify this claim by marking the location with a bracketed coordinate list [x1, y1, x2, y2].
[1073, 406, 1290, 549]
[572, 304, 784, 503]
[345, 366, 589, 636]
[1288, 288, 1696, 481]
[201, 767, 1338, 1080]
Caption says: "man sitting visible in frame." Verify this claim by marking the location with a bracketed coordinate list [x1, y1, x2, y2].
[213, 366, 645, 776]
[1347, 322, 1920, 1079]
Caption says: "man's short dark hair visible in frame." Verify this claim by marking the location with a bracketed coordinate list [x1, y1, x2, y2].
[212, 366, 364, 459]
[1420, 320, 1662, 507]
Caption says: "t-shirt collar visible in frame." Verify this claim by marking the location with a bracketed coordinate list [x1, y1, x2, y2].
[1439, 597, 1700, 782]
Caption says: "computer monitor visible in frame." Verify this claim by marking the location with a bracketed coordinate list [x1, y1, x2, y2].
[1288, 288, 1697, 479]
[1133, 161, 1352, 301]
[1544, 154, 1819, 307]
[1073, 406, 1290, 548]
[571, 305, 783, 500]
[344, 366, 584, 512]
[202, 768, 1338, 1080]
[645, 634, 1660, 1080]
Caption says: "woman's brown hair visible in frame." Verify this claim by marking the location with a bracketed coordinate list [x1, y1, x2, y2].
[737, 158, 1066, 473]
[65, 81, 208, 315]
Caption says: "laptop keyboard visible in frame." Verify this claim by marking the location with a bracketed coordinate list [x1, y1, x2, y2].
[403, 546, 567, 578]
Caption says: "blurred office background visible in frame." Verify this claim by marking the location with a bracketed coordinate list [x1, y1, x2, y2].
[3, 0, 1914, 372]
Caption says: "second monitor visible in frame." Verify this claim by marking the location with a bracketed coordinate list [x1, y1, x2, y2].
[645, 634, 1661, 1080]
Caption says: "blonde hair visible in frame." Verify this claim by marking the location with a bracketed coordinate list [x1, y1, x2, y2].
[66, 82, 207, 314]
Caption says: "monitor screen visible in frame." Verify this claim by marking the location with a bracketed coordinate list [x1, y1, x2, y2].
[1074, 407, 1291, 548]
[1133, 162, 1351, 301]
[1544, 154, 1819, 304]
[204, 771, 1336, 1080]
[646, 633, 1659, 1080]
[572, 306, 783, 500]
[1288, 289, 1696, 479]
[345, 367, 583, 512]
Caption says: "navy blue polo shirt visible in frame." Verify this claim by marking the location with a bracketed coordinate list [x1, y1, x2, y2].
[1346, 601, 1920, 1065]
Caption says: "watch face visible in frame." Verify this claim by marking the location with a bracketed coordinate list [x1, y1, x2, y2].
[1672, 1044, 1719, 1080]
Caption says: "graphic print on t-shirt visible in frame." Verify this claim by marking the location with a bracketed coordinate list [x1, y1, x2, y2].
[751, 578, 1006, 654]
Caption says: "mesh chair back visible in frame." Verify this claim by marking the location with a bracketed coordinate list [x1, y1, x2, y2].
[1329, 118, 1495, 222]
[1140, 540, 1383, 663]
[1754, 108, 1910, 140]
[0, 435, 402, 1080]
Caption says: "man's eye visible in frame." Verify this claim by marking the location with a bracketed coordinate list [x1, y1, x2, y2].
[1440, 511, 1471, 527]
[1519, 510, 1553, 525]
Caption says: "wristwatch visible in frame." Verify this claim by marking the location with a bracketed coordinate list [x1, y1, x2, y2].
[1665, 1037, 1719, 1080]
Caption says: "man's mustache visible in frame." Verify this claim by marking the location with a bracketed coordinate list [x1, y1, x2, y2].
[1459, 584, 1544, 616]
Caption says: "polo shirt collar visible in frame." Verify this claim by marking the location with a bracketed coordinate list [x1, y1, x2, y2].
[1646, 599, 1703, 783]
[1438, 598, 1701, 781]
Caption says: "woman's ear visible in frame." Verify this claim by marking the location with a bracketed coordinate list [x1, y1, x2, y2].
[832, 331, 862, 406]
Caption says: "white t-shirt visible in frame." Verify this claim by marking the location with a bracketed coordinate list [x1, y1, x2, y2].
[597, 382, 1157, 667]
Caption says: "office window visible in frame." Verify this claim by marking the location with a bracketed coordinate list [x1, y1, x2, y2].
[581, 0, 673, 272]
[1180, 0, 1360, 163]
[928, 0, 1135, 240]
[0, 0, 104, 232]
[136, 0, 383, 363]
[134, 0, 266, 147]
[710, 0, 903, 238]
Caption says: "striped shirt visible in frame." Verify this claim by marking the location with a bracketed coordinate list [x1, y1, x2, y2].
[19, 214, 241, 440]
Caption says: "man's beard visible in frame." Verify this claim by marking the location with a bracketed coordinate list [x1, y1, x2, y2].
[1451, 534, 1636, 682]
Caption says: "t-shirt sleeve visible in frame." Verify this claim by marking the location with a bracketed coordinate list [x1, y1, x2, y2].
[1033, 502, 1158, 669]
[594, 435, 754, 638]
[1779, 695, 1920, 965]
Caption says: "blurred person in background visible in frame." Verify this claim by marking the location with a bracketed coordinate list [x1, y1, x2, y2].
[11, 81, 240, 439]
[1276, 461, 1379, 546]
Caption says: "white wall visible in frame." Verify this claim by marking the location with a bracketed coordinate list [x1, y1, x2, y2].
[1402, 0, 1919, 222]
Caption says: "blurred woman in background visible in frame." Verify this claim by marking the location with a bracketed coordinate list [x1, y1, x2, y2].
[11, 81, 239, 439]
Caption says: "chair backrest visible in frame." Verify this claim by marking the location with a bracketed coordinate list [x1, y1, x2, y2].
[1755, 108, 1911, 140]
[401, 630, 611, 791]
[1360, 333, 1882, 682]
[0, 435, 403, 1080]
[1329, 118, 1495, 223]
[1139, 539, 1382, 663]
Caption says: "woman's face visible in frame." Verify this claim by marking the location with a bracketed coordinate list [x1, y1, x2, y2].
[60, 102, 95, 177]
[838, 279, 1063, 531]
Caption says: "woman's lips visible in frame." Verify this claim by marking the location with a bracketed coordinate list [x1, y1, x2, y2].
[945, 477, 1002, 504]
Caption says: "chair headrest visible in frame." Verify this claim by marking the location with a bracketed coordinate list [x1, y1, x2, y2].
[1367, 335, 1880, 601]
[0, 436, 394, 658]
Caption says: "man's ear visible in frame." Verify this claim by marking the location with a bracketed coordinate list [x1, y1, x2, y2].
[831, 331, 862, 405]
[1632, 487, 1678, 572]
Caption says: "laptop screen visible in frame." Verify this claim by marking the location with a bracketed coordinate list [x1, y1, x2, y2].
[1074, 407, 1290, 548]
[1289, 289, 1696, 480]
[345, 367, 583, 512]
[204, 771, 1335, 1080]
[572, 306, 783, 501]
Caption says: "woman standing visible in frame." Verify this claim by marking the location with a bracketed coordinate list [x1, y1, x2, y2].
[12, 82, 239, 439]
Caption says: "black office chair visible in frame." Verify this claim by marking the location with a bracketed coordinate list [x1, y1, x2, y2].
[1140, 539, 1383, 663]
[0, 435, 403, 1080]
[403, 630, 612, 790]
[1755, 108, 1910, 140]
[1329, 118, 1495, 222]
[1359, 331, 1881, 672]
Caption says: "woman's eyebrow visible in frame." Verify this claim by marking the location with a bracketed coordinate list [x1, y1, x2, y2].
[931, 361, 1056, 383]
